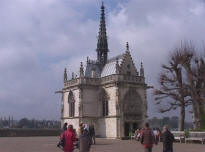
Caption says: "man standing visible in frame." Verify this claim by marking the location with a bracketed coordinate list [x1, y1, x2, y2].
[89, 124, 96, 144]
[140, 122, 155, 152]
[162, 125, 174, 152]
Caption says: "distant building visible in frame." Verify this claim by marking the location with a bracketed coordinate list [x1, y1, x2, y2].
[59, 3, 148, 138]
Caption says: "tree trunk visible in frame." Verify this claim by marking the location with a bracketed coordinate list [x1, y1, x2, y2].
[179, 105, 185, 131]
[183, 65, 202, 130]
[191, 96, 202, 130]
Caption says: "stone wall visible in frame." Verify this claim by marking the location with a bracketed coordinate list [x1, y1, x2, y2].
[82, 87, 99, 117]
[98, 117, 117, 138]
[104, 86, 117, 116]
[0, 129, 61, 137]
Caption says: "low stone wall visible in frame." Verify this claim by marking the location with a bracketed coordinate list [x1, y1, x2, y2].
[0, 128, 61, 137]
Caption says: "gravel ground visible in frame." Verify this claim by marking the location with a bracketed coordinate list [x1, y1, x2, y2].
[0, 137, 204, 152]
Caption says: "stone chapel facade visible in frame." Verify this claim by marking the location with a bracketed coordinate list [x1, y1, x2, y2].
[60, 3, 148, 138]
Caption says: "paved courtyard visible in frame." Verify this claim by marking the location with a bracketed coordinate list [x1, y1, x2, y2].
[0, 137, 204, 152]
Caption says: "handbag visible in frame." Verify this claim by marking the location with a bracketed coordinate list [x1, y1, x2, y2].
[57, 136, 65, 149]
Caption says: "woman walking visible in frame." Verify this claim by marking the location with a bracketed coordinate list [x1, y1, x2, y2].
[61, 125, 76, 152]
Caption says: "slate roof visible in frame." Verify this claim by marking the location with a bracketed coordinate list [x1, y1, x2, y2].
[101, 54, 124, 77]
[84, 54, 125, 78]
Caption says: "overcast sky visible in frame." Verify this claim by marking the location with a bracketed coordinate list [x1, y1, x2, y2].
[0, 0, 205, 120]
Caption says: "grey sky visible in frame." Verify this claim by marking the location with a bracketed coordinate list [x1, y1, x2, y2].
[0, 0, 204, 120]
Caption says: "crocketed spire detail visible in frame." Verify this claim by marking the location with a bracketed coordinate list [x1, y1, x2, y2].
[96, 2, 109, 65]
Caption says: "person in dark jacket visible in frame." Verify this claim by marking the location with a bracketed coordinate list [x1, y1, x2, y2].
[140, 122, 155, 152]
[63, 122, 68, 131]
[79, 129, 91, 152]
[162, 125, 174, 152]
[89, 124, 96, 144]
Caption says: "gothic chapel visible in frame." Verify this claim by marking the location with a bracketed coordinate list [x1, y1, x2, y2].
[59, 3, 148, 138]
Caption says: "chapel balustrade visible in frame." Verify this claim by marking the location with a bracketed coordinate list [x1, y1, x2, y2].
[64, 74, 145, 88]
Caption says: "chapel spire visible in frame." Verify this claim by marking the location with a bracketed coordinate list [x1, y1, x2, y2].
[96, 2, 109, 65]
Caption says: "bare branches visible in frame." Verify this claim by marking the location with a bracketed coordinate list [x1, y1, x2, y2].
[154, 41, 205, 130]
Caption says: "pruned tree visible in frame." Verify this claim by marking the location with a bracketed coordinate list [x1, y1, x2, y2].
[174, 42, 205, 129]
[154, 41, 205, 130]
[153, 51, 191, 131]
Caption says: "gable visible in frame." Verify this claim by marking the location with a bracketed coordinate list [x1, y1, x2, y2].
[119, 51, 138, 76]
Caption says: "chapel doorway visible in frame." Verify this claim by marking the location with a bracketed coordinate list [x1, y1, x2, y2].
[124, 122, 130, 137]
[133, 122, 138, 131]
[124, 122, 138, 137]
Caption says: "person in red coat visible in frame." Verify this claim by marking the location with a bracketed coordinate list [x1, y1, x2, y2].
[61, 124, 76, 152]
[140, 122, 156, 152]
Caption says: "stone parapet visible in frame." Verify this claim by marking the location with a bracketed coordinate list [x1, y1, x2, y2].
[101, 74, 145, 85]
[64, 74, 145, 88]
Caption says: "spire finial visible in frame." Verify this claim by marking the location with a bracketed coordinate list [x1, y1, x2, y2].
[72, 72, 74, 79]
[126, 42, 129, 52]
[64, 68, 67, 83]
[80, 62, 84, 77]
[96, 2, 109, 65]
[101, 1, 104, 8]
[140, 62, 144, 77]
[116, 58, 120, 74]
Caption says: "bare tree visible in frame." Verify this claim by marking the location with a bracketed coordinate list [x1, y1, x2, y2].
[155, 42, 205, 130]
[175, 43, 205, 129]
[154, 51, 191, 131]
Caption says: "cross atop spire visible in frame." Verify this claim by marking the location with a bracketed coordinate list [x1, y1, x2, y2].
[96, 2, 109, 65]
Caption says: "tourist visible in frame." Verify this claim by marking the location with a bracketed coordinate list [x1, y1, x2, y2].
[157, 128, 161, 142]
[57, 122, 68, 149]
[84, 124, 89, 131]
[140, 122, 155, 152]
[79, 128, 92, 152]
[135, 129, 141, 141]
[153, 128, 158, 144]
[134, 129, 138, 140]
[89, 124, 96, 144]
[78, 123, 84, 138]
[162, 125, 174, 152]
[63, 122, 68, 131]
[61, 124, 76, 152]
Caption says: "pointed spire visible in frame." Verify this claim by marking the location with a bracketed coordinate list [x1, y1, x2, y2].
[140, 62, 144, 77]
[64, 68, 67, 83]
[96, 2, 109, 65]
[126, 42, 130, 52]
[80, 62, 84, 77]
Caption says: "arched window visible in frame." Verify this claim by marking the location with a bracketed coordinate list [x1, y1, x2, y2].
[103, 99, 108, 116]
[68, 91, 75, 117]
[100, 89, 109, 117]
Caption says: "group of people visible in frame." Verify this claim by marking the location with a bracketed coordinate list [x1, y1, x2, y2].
[139, 122, 174, 152]
[58, 122, 174, 152]
[57, 122, 95, 152]
[135, 127, 161, 142]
